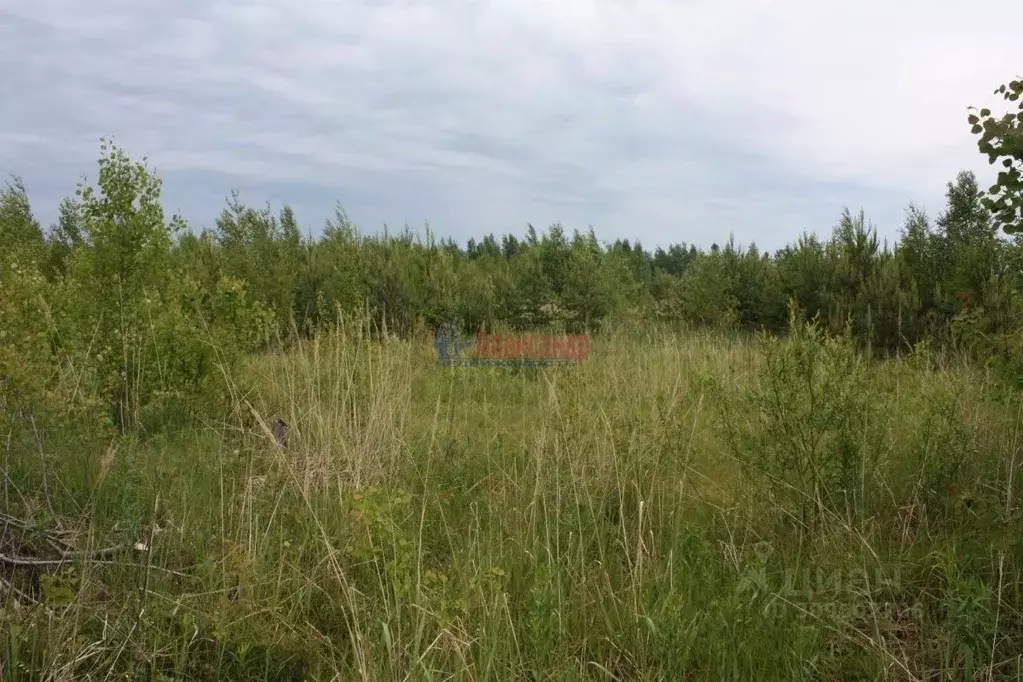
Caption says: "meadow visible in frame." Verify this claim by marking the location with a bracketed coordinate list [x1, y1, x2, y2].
[4, 317, 1022, 681]
[4, 93, 1023, 678]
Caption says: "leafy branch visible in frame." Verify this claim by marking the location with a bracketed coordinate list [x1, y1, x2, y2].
[968, 78, 1023, 235]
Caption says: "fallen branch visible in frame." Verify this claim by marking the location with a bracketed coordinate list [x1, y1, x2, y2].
[1, 511, 138, 606]
[0, 545, 127, 567]
[0, 574, 36, 603]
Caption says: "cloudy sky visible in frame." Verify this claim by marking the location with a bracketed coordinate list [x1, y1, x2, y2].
[1, 1, 1020, 251]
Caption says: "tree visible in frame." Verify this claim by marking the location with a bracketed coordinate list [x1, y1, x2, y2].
[70, 141, 173, 430]
[45, 197, 86, 278]
[935, 171, 1000, 306]
[968, 78, 1023, 235]
[0, 179, 52, 419]
[0, 176, 45, 261]
[316, 203, 365, 325]
[776, 233, 832, 324]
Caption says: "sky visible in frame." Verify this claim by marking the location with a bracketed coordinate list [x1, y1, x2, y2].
[1, 0, 1021, 252]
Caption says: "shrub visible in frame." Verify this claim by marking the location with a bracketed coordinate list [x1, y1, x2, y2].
[717, 306, 880, 529]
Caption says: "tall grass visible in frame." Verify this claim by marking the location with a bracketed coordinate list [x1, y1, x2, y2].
[3, 319, 1022, 680]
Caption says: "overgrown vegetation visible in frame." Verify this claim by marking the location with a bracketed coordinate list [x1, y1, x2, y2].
[1, 82, 1023, 679]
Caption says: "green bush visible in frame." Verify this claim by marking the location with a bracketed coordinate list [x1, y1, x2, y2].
[718, 307, 880, 528]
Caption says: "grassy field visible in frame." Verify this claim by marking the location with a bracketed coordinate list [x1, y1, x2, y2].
[3, 321, 1023, 680]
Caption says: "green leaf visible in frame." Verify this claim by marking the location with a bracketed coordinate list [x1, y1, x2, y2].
[40, 574, 76, 605]
[968, 114, 979, 125]
[981, 108, 991, 117]
[972, 124, 983, 135]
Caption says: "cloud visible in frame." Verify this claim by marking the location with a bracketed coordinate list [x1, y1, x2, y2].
[1, 0, 1021, 250]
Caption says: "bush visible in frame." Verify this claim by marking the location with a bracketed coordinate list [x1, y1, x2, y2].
[717, 306, 880, 528]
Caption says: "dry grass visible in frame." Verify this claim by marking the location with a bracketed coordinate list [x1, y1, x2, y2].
[3, 323, 1022, 680]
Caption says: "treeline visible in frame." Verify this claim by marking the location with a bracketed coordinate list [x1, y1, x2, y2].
[12, 154, 1021, 348]
[2, 141, 1023, 434]
[146, 171, 1023, 357]
[172, 171, 1023, 350]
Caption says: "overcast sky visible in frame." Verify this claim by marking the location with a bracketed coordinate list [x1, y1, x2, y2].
[2, 1, 1021, 251]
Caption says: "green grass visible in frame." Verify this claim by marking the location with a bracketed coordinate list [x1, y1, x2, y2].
[3, 324, 1023, 680]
